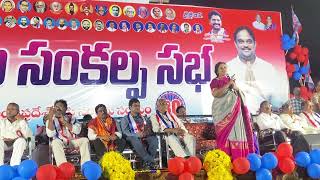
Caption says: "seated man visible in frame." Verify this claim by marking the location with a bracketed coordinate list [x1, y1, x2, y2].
[0, 103, 32, 166]
[120, 98, 158, 169]
[280, 102, 319, 134]
[299, 100, 320, 131]
[256, 101, 309, 153]
[46, 99, 91, 166]
[78, 114, 92, 138]
[176, 105, 193, 123]
[150, 99, 196, 157]
[88, 104, 126, 159]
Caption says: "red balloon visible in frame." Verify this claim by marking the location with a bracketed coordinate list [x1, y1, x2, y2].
[168, 157, 185, 175]
[279, 157, 295, 174]
[287, 72, 293, 78]
[178, 172, 194, 180]
[232, 157, 250, 175]
[184, 156, 202, 174]
[36, 164, 57, 180]
[302, 47, 309, 55]
[294, 45, 302, 54]
[297, 54, 306, 63]
[58, 162, 75, 179]
[286, 64, 295, 73]
[289, 52, 297, 60]
[277, 143, 293, 157]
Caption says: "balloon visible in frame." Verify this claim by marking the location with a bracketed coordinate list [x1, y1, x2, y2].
[12, 165, 20, 178]
[299, 66, 309, 75]
[36, 164, 57, 180]
[302, 47, 309, 55]
[256, 168, 272, 180]
[18, 160, 38, 179]
[307, 163, 320, 179]
[281, 34, 290, 42]
[279, 157, 295, 174]
[293, 64, 300, 72]
[82, 161, 102, 180]
[247, 153, 261, 171]
[293, 72, 302, 81]
[287, 72, 293, 78]
[0, 165, 15, 180]
[178, 172, 194, 180]
[232, 157, 250, 174]
[184, 156, 202, 174]
[310, 149, 320, 164]
[81, 160, 96, 174]
[289, 52, 297, 60]
[286, 64, 295, 73]
[297, 54, 306, 63]
[277, 143, 293, 158]
[261, 153, 278, 170]
[58, 162, 75, 179]
[294, 45, 302, 54]
[168, 157, 185, 175]
[12, 177, 27, 180]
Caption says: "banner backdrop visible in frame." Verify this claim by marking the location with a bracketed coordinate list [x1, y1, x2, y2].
[0, 0, 289, 120]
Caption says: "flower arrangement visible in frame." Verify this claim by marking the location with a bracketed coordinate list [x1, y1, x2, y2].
[203, 149, 233, 180]
[100, 151, 135, 180]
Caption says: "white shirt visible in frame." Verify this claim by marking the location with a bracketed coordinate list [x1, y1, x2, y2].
[209, 28, 226, 42]
[227, 56, 289, 114]
[147, 28, 155, 33]
[107, 27, 116, 32]
[121, 28, 129, 32]
[46, 115, 81, 143]
[280, 113, 317, 134]
[0, 119, 32, 140]
[252, 21, 265, 31]
[71, 26, 78, 31]
[256, 112, 288, 131]
[299, 112, 320, 131]
[58, 26, 67, 30]
[150, 112, 188, 133]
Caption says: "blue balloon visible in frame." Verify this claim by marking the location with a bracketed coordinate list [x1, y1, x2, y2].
[293, 64, 300, 72]
[17, 160, 38, 179]
[289, 38, 296, 47]
[12, 177, 27, 180]
[307, 163, 320, 179]
[282, 42, 291, 50]
[0, 165, 15, 180]
[247, 153, 261, 171]
[310, 149, 320, 164]
[256, 168, 272, 180]
[82, 161, 102, 180]
[293, 72, 302, 81]
[299, 66, 309, 75]
[295, 151, 311, 167]
[12, 165, 20, 178]
[281, 34, 290, 42]
[261, 153, 278, 170]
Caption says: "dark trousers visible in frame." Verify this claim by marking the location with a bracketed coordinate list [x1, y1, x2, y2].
[91, 138, 126, 159]
[125, 135, 158, 163]
[274, 130, 310, 154]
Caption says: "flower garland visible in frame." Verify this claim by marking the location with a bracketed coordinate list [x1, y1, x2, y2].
[203, 149, 233, 180]
[100, 151, 135, 180]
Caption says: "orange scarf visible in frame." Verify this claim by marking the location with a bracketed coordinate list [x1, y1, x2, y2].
[88, 116, 116, 150]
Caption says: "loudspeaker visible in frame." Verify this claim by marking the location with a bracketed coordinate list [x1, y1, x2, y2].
[304, 134, 320, 149]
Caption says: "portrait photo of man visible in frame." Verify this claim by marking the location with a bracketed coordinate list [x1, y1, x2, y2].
[50, 2, 62, 14]
[4, 15, 16, 28]
[227, 26, 288, 113]
[94, 19, 104, 31]
[138, 6, 148, 19]
[146, 22, 156, 33]
[181, 22, 191, 34]
[44, 17, 55, 30]
[109, 5, 121, 17]
[252, 14, 265, 31]
[80, 3, 93, 16]
[158, 23, 168, 33]
[106, 21, 117, 32]
[203, 10, 230, 43]
[69, 18, 80, 31]
[151, 7, 162, 19]
[193, 24, 203, 34]
[34, 1, 46, 13]
[81, 19, 92, 31]
[18, 16, 29, 28]
[95, 5, 107, 16]
[57, 18, 67, 30]
[31, 16, 42, 29]
[65, 2, 78, 15]
[124, 5, 135, 18]
[1, 0, 15, 12]
[18, 0, 30, 13]
[119, 21, 130, 32]
[169, 23, 180, 33]
[165, 8, 175, 20]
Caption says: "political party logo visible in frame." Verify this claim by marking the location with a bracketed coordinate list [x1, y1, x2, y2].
[157, 91, 186, 115]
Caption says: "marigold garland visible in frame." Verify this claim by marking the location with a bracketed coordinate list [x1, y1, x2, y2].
[203, 149, 233, 179]
[100, 151, 135, 180]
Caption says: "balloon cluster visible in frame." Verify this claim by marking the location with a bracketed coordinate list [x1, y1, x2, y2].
[0, 160, 38, 180]
[35, 162, 76, 180]
[168, 156, 202, 180]
[295, 149, 320, 179]
[289, 45, 309, 64]
[281, 34, 296, 50]
[286, 63, 309, 80]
